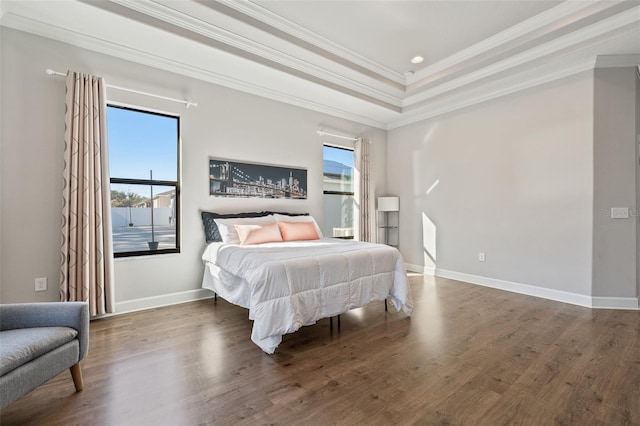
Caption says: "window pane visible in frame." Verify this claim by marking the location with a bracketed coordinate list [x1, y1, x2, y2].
[323, 146, 353, 193]
[108, 105, 180, 257]
[322, 193, 354, 238]
[110, 183, 176, 253]
[107, 106, 178, 181]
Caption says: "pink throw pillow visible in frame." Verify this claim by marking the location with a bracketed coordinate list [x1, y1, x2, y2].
[235, 223, 283, 245]
[278, 221, 320, 241]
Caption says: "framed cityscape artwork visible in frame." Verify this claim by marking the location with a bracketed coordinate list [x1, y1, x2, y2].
[209, 158, 307, 199]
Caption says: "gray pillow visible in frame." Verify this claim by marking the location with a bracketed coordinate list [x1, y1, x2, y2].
[201, 211, 268, 244]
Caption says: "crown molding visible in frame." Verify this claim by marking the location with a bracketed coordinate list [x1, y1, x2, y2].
[2, 1, 637, 132]
[594, 54, 640, 67]
[405, 0, 609, 86]
[217, 0, 406, 86]
[111, 0, 402, 109]
[1, 12, 389, 129]
[388, 56, 597, 130]
[403, 5, 640, 108]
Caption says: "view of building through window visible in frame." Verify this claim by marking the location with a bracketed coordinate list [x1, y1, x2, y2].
[107, 105, 180, 256]
[322, 145, 354, 239]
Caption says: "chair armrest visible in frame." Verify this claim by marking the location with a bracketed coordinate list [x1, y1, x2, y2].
[0, 302, 89, 360]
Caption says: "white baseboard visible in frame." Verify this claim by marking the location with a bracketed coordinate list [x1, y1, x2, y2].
[591, 296, 639, 310]
[435, 269, 593, 307]
[405, 263, 435, 275]
[100, 271, 638, 317]
[105, 288, 214, 317]
[432, 269, 639, 311]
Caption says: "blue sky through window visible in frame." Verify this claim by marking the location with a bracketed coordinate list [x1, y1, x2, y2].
[323, 145, 354, 194]
[107, 106, 178, 191]
[323, 145, 353, 171]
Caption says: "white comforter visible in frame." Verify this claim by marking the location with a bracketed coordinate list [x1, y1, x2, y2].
[202, 238, 413, 353]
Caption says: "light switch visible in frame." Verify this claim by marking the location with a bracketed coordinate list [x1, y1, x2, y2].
[610, 208, 629, 219]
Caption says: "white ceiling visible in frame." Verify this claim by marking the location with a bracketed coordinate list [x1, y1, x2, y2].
[1, 0, 639, 129]
[256, 0, 564, 74]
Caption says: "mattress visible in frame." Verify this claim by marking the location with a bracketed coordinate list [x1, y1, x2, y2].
[201, 238, 412, 353]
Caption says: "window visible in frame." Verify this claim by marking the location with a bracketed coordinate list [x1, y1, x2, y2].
[322, 145, 354, 239]
[107, 105, 180, 257]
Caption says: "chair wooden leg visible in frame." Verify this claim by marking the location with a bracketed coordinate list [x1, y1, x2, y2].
[70, 362, 84, 392]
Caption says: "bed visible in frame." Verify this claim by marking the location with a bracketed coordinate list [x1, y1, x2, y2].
[200, 211, 413, 353]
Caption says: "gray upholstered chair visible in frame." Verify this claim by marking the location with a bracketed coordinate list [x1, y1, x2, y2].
[0, 302, 89, 409]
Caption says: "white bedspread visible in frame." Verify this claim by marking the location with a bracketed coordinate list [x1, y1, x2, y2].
[201, 238, 413, 353]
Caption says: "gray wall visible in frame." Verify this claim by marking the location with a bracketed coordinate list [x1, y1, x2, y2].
[2, 27, 637, 309]
[592, 67, 638, 298]
[388, 67, 640, 304]
[0, 28, 387, 305]
[387, 72, 595, 296]
[637, 69, 640, 300]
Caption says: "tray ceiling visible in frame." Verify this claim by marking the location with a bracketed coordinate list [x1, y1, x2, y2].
[1, 0, 639, 129]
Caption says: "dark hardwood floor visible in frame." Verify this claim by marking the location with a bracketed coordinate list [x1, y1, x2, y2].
[2, 275, 639, 425]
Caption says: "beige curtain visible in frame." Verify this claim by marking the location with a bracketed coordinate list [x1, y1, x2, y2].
[354, 138, 372, 242]
[60, 71, 115, 316]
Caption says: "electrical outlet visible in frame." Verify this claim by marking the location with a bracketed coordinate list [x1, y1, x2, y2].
[478, 252, 486, 262]
[35, 277, 47, 292]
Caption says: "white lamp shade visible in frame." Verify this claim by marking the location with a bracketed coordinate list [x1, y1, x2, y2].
[378, 196, 399, 212]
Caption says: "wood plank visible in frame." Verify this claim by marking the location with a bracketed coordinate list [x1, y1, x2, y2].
[2, 275, 638, 425]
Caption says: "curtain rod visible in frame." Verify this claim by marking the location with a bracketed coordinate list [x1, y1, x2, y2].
[45, 69, 198, 108]
[316, 130, 358, 141]
[317, 130, 371, 144]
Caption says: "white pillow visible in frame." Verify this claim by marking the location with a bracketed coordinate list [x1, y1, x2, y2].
[272, 214, 323, 238]
[214, 215, 275, 244]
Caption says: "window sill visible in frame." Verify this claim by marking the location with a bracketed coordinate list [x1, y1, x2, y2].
[114, 250, 181, 261]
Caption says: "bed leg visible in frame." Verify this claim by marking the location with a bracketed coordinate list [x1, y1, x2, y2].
[214, 292, 217, 302]
[330, 316, 333, 330]
[337, 314, 341, 329]
[385, 299, 388, 312]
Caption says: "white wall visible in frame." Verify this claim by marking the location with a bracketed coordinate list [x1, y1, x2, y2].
[0, 28, 387, 307]
[111, 208, 172, 227]
[387, 72, 595, 298]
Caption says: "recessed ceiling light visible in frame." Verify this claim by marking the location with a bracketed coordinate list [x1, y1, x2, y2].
[411, 56, 424, 64]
